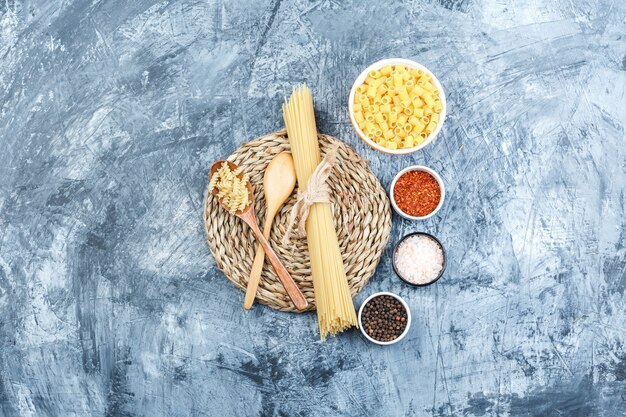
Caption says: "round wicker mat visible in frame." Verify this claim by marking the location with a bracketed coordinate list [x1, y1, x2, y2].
[204, 131, 391, 312]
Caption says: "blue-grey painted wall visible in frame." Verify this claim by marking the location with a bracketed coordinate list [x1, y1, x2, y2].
[1, 0, 625, 416]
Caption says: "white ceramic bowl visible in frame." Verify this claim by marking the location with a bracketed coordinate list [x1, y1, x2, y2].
[348, 58, 447, 155]
[390, 165, 445, 220]
[358, 292, 412, 346]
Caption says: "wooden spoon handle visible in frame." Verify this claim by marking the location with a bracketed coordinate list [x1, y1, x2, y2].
[241, 213, 308, 311]
[243, 232, 268, 310]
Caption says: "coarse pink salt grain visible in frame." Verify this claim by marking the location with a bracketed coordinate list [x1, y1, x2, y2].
[394, 235, 444, 285]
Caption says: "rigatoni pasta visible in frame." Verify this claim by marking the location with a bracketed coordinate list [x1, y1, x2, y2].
[353, 64, 443, 150]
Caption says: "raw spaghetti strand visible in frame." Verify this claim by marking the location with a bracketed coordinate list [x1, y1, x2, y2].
[282, 85, 358, 340]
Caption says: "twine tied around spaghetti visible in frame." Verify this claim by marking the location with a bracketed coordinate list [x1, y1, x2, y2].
[282, 144, 339, 245]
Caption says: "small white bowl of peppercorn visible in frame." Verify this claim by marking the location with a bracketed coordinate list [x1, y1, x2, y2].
[390, 165, 445, 220]
[358, 292, 411, 345]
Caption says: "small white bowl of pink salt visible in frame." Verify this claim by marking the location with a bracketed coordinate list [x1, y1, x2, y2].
[393, 232, 446, 286]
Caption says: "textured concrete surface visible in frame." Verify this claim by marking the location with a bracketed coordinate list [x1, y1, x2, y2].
[1, 0, 626, 416]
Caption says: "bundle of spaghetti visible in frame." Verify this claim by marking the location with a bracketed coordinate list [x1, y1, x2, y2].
[282, 85, 358, 340]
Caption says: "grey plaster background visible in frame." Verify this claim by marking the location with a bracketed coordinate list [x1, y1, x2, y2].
[1, 0, 625, 416]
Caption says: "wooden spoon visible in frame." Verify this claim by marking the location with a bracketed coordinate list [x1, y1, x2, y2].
[244, 152, 297, 310]
[209, 160, 308, 311]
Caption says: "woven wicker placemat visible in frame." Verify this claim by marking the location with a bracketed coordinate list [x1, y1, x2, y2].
[203, 131, 392, 312]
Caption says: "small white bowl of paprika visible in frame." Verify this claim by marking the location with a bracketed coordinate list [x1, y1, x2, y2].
[390, 166, 445, 220]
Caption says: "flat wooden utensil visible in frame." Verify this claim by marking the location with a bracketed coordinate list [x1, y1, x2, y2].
[209, 160, 308, 311]
[243, 152, 297, 309]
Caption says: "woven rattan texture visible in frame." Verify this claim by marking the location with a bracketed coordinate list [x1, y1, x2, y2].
[204, 131, 392, 312]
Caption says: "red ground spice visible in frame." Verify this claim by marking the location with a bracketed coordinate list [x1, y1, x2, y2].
[393, 170, 441, 217]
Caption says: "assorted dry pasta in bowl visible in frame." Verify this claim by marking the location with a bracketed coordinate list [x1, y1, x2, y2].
[348, 58, 446, 154]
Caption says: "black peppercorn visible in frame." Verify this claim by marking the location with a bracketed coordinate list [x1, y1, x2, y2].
[361, 295, 408, 342]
